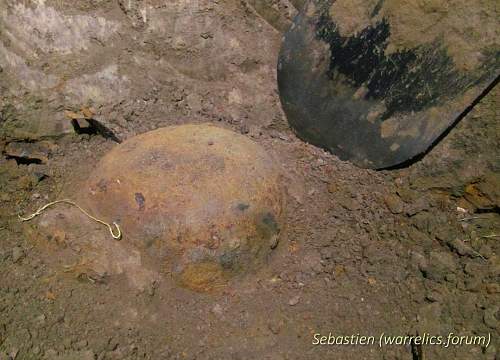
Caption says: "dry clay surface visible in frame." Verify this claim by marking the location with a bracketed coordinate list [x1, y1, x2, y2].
[0, 1, 499, 360]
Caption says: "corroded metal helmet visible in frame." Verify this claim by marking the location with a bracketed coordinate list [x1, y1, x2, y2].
[81, 124, 285, 291]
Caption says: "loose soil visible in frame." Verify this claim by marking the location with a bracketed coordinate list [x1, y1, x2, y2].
[0, 1, 498, 359]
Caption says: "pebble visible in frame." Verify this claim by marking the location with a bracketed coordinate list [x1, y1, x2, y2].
[410, 251, 428, 274]
[424, 251, 457, 281]
[267, 320, 282, 334]
[464, 276, 482, 292]
[302, 250, 323, 275]
[147, 281, 156, 297]
[486, 283, 500, 294]
[107, 337, 119, 351]
[211, 304, 223, 317]
[425, 290, 443, 303]
[327, 182, 337, 193]
[483, 307, 499, 329]
[464, 262, 484, 276]
[8, 348, 19, 359]
[288, 295, 300, 306]
[384, 194, 404, 214]
[337, 195, 360, 211]
[405, 197, 429, 216]
[446, 238, 477, 258]
[73, 339, 88, 350]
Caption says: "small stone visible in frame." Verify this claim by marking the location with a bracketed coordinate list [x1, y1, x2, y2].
[107, 338, 119, 351]
[486, 283, 500, 294]
[447, 238, 477, 258]
[424, 251, 457, 282]
[288, 295, 300, 306]
[269, 235, 279, 249]
[396, 187, 419, 202]
[8, 348, 19, 360]
[464, 262, 484, 276]
[483, 307, 499, 329]
[425, 290, 443, 303]
[211, 304, 223, 317]
[148, 281, 157, 297]
[384, 194, 404, 214]
[302, 251, 323, 274]
[267, 320, 282, 334]
[405, 197, 429, 216]
[73, 339, 88, 350]
[407, 227, 434, 250]
[337, 195, 360, 211]
[410, 251, 428, 274]
[31, 171, 48, 183]
[11, 246, 24, 263]
[464, 276, 482, 292]
[327, 182, 337, 193]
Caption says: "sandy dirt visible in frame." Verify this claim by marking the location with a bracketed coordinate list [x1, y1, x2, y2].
[0, 1, 499, 359]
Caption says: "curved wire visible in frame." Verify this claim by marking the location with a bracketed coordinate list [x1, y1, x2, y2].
[18, 199, 122, 240]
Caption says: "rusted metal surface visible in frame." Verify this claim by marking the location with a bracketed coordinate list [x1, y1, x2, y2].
[278, 0, 499, 169]
[81, 124, 285, 291]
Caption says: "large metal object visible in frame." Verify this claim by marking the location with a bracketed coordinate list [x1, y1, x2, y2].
[82, 124, 285, 291]
[278, 0, 499, 169]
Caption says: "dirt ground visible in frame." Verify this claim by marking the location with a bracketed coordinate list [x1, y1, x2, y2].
[0, 1, 499, 359]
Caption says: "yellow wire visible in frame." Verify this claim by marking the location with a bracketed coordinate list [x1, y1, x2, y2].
[18, 199, 122, 240]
